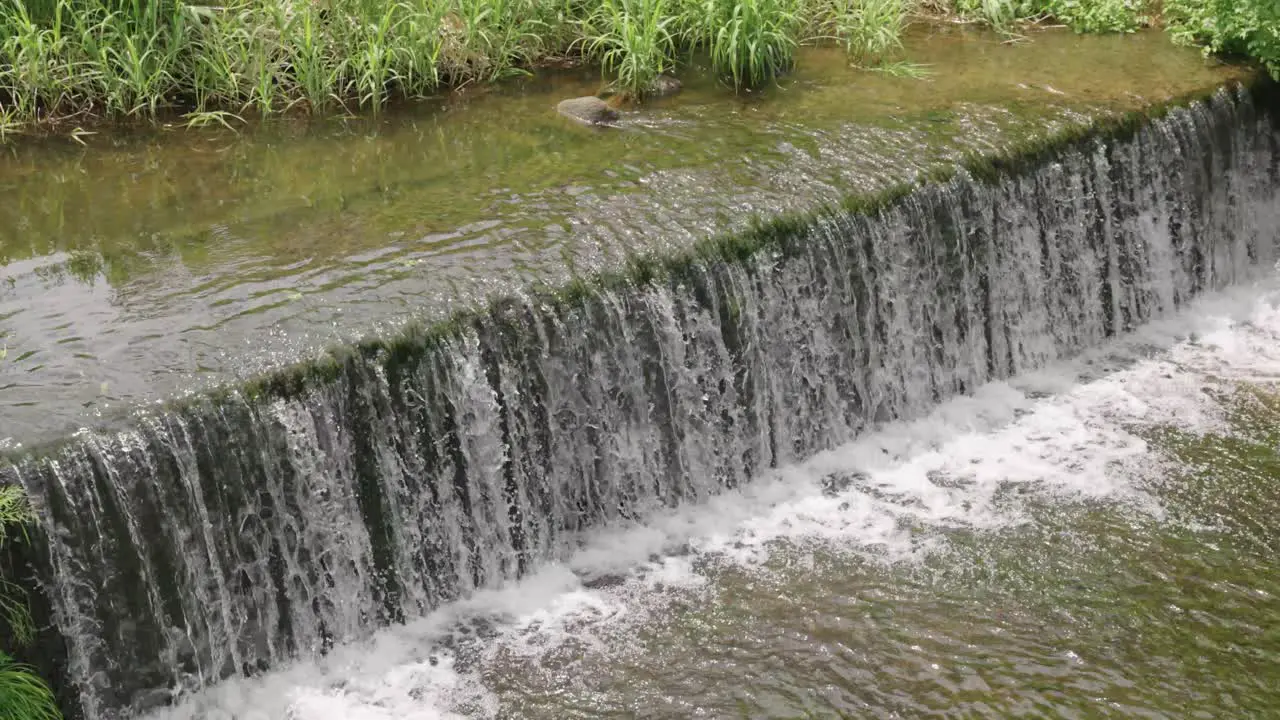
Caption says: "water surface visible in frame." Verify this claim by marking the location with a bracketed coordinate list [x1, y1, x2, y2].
[145, 274, 1280, 720]
[0, 26, 1245, 444]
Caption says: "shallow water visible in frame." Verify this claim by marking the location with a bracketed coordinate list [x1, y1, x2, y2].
[0, 26, 1245, 445]
[141, 272, 1280, 720]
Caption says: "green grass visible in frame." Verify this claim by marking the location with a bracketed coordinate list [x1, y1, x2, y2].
[823, 0, 908, 61]
[0, 486, 34, 648]
[0, 651, 59, 720]
[0, 486, 61, 720]
[0, 0, 1274, 135]
[679, 0, 804, 88]
[582, 0, 677, 95]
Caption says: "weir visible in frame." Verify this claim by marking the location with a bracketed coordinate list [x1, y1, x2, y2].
[2, 81, 1279, 720]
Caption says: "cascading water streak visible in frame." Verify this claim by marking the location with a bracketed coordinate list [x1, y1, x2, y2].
[2, 85, 1278, 720]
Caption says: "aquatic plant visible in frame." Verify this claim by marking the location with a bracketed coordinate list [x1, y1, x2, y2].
[582, 0, 678, 95]
[0, 486, 61, 720]
[948, 0, 1025, 34]
[1042, 0, 1148, 33]
[867, 59, 933, 77]
[821, 0, 908, 61]
[0, 651, 60, 720]
[679, 0, 803, 87]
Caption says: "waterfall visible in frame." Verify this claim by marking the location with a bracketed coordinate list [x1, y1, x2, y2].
[3, 83, 1278, 720]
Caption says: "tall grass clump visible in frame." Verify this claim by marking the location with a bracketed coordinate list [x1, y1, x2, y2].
[582, 0, 677, 95]
[679, 0, 803, 88]
[820, 0, 907, 61]
[0, 0, 559, 127]
[0, 650, 60, 720]
[948, 0, 1026, 34]
[0, 485, 61, 720]
[0, 486, 34, 648]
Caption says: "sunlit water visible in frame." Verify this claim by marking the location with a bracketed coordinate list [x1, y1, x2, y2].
[0, 27, 1246, 444]
[145, 271, 1280, 720]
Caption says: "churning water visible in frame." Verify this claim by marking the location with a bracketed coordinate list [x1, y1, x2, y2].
[2, 75, 1278, 720]
[143, 271, 1280, 719]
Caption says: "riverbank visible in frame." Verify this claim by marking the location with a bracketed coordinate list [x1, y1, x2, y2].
[0, 0, 1275, 138]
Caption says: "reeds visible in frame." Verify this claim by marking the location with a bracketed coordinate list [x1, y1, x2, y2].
[822, 0, 907, 61]
[710, 0, 803, 88]
[674, 0, 803, 88]
[0, 0, 1251, 136]
[0, 0, 560, 127]
[582, 0, 677, 95]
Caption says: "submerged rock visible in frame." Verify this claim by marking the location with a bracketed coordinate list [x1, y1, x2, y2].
[556, 96, 619, 126]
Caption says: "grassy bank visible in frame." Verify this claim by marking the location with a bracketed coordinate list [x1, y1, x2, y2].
[0, 0, 1274, 136]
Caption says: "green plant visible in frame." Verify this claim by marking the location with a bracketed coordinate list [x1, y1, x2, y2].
[347, 1, 404, 108]
[867, 59, 933, 77]
[0, 651, 60, 720]
[1165, 0, 1280, 79]
[0, 107, 20, 140]
[0, 485, 60, 720]
[1043, 0, 1147, 33]
[952, 0, 1025, 34]
[825, 0, 907, 61]
[681, 0, 801, 88]
[1, 486, 34, 653]
[0, 0, 1275, 133]
[583, 0, 677, 95]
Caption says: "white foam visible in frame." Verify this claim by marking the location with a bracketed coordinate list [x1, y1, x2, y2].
[147, 274, 1280, 720]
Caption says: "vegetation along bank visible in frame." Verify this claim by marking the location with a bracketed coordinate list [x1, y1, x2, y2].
[0, 0, 1276, 136]
[1, 485, 60, 720]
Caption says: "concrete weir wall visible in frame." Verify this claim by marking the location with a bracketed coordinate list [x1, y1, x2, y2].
[2, 79, 1278, 720]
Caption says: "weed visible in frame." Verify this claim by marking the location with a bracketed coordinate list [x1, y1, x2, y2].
[1166, 0, 1280, 79]
[687, 0, 803, 88]
[0, 484, 60, 720]
[954, 0, 1025, 34]
[1043, 0, 1149, 33]
[583, 0, 677, 95]
[825, 0, 908, 61]
[182, 108, 243, 128]
[0, 650, 61, 720]
[866, 59, 934, 77]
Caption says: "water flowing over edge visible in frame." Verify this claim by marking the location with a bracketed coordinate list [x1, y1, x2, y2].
[151, 271, 1280, 720]
[2, 78, 1279, 720]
